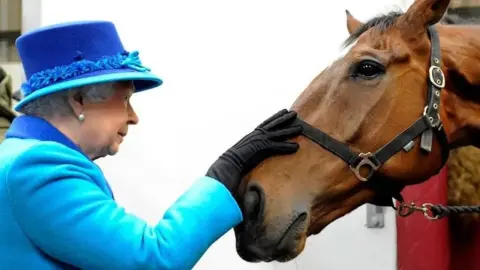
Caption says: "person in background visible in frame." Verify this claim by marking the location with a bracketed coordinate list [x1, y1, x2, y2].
[0, 21, 302, 269]
[12, 88, 23, 102]
[0, 66, 16, 142]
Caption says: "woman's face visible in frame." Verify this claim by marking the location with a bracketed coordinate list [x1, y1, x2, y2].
[79, 81, 139, 159]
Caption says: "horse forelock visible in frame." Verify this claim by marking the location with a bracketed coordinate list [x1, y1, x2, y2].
[342, 11, 404, 49]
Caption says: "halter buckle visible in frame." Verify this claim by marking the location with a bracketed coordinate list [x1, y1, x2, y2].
[429, 66, 445, 89]
[349, 152, 380, 182]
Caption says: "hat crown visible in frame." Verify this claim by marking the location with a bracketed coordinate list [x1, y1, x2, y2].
[13, 20, 163, 112]
[16, 21, 126, 80]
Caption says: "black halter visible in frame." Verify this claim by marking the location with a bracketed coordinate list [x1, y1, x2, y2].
[292, 26, 450, 206]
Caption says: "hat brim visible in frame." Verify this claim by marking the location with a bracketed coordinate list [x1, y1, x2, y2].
[14, 70, 163, 112]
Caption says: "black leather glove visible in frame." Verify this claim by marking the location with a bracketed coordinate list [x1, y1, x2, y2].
[206, 109, 302, 193]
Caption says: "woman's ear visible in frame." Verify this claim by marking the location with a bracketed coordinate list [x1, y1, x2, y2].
[67, 90, 85, 117]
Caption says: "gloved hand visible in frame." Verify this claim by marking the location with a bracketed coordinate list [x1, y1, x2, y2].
[206, 109, 302, 193]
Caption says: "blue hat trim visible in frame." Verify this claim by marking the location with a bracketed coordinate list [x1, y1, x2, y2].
[21, 50, 149, 96]
[14, 50, 163, 111]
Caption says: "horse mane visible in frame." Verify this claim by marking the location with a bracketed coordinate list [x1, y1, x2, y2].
[342, 9, 480, 49]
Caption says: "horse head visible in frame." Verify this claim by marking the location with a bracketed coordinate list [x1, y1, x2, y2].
[233, 0, 480, 262]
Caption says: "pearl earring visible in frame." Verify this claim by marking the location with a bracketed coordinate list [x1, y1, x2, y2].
[78, 113, 85, 122]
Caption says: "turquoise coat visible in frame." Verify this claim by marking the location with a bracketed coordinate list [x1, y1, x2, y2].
[0, 115, 243, 269]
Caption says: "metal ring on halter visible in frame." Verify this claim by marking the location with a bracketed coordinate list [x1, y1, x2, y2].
[348, 152, 379, 182]
[422, 106, 441, 129]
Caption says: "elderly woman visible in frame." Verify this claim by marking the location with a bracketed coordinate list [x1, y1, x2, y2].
[0, 21, 302, 269]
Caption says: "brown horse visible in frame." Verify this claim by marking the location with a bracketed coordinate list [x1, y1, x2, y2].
[233, 0, 480, 263]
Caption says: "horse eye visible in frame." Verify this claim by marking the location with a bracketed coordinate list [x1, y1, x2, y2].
[351, 60, 384, 80]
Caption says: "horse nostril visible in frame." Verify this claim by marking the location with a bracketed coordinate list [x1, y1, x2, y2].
[243, 183, 265, 222]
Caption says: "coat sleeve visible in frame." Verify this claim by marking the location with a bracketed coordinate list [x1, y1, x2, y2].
[4, 142, 243, 269]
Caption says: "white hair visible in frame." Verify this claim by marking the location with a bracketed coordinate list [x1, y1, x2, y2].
[20, 82, 118, 118]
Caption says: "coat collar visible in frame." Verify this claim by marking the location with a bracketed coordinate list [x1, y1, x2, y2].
[5, 115, 115, 198]
[6, 115, 85, 154]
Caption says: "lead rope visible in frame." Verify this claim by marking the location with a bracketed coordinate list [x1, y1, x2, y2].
[396, 201, 480, 220]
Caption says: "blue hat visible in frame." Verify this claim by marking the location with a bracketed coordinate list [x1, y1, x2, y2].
[14, 20, 163, 111]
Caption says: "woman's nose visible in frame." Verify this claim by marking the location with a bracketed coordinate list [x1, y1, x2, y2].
[128, 103, 139, 125]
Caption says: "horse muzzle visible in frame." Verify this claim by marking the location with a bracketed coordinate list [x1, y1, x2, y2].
[234, 211, 308, 263]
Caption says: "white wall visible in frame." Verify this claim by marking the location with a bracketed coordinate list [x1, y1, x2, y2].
[20, 0, 415, 269]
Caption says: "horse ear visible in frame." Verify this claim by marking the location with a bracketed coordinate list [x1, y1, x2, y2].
[346, 10, 364, 34]
[399, 0, 451, 31]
